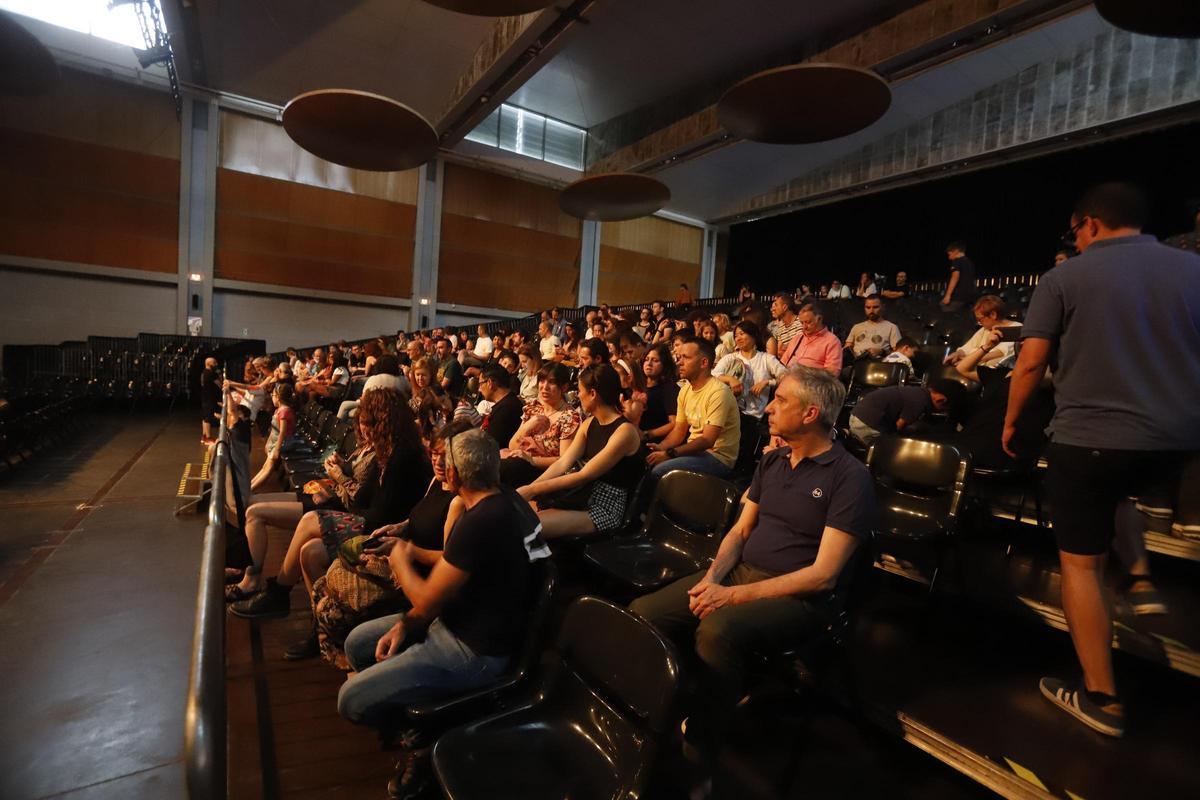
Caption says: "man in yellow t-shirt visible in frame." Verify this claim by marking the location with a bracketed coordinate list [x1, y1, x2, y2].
[647, 338, 741, 479]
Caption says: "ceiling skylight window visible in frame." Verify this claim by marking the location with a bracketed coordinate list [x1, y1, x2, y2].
[0, 0, 149, 49]
[467, 102, 586, 171]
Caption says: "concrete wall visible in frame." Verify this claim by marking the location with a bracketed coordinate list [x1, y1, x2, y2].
[211, 290, 407, 353]
[0, 268, 176, 346]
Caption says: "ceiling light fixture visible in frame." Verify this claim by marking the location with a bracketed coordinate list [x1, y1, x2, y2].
[717, 63, 891, 145]
[282, 89, 437, 172]
[559, 172, 671, 221]
[419, 0, 557, 16]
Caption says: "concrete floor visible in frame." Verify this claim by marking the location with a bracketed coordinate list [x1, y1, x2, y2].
[0, 411, 206, 800]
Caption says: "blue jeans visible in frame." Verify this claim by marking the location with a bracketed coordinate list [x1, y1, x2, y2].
[337, 614, 510, 727]
[650, 452, 733, 480]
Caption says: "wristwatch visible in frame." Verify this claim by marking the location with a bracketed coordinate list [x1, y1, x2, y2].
[667, 447, 678, 459]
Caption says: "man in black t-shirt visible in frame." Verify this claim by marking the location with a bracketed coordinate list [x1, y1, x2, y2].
[337, 428, 534, 729]
[479, 363, 523, 446]
[434, 337, 465, 399]
[941, 241, 978, 310]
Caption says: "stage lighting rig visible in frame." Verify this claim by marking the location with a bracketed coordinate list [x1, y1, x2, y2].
[109, 0, 181, 118]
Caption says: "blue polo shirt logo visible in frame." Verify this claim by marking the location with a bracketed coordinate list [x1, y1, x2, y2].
[811, 487, 823, 498]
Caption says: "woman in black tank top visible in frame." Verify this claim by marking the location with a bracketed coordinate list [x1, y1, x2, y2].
[519, 364, 645, 538]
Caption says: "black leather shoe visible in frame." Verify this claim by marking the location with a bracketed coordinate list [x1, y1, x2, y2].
[387, 747, 432, 799]
[229, 578, 291, 620]
[283, 631, 319, 660]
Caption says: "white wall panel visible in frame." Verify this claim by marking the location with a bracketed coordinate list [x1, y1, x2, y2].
[0, 269, 176, 345]
[212, 290, 406, 352]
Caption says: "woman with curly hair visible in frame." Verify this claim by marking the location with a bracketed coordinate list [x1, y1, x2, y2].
[230, 389, 433, 628]
[408, 356, 450, 443]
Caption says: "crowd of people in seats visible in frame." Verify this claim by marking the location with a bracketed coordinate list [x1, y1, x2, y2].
[204, 180, 1198, 796]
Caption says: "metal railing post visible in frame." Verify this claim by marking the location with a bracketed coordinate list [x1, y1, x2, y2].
[185, 380, 228, 799]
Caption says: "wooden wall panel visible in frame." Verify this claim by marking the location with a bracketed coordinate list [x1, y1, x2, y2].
[214, 169, 415, 297]
[438, 163, 581, 312]
[600, 216, 703, 262]
[220, 112, 419, 205]
[598, 216, 703, 306]
[0, 127, 178, 272]
[0, 69, 179, 158]
[441, 164, 581, 238]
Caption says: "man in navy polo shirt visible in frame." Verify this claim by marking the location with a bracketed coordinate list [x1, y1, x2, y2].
[1005, 183, 1200, 737]
[631, 365, 874, 757]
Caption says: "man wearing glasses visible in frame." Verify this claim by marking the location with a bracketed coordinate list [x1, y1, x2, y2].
[1004, 183, 1200, 738]
[478, 362, 523, 448]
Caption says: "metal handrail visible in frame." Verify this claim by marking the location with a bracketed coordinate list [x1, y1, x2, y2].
[185, 381, 229, 799]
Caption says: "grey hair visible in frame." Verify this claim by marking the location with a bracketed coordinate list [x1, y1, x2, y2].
[446, 428, 500, 491]
[780, 366, 846, 429]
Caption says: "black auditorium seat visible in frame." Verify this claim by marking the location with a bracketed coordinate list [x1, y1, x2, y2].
[847, 360, 909, 401]
[403, 559, 556, 735]
[431, 595, 681, 800]
[866, 436, 972, 591]
[582, 469, 740, 597]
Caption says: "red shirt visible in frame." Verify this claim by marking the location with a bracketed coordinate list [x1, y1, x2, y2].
[786, 328, 843, 375]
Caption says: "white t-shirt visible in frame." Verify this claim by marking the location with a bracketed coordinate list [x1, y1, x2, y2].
[331, 366, 350, 386]
[473, 336, 494, 358]
[363, 373, 410, 398]
[883, 351, 912, 368]
[959, 323, 1018, 362]
[828, 284, 851, 299]
[856, 283, 878, 297]
[713, 350, 787, 418]
[539, 335, 561, 361]
[846, 319, 901, 356]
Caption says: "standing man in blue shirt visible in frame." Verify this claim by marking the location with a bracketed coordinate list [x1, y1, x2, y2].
[1005, 183, 1200, 737]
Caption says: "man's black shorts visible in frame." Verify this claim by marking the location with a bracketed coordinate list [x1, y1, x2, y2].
[1044, 443, 1191, 556]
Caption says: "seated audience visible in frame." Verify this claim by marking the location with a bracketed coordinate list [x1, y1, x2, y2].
[308, 418, 473, 667]
[230, 390, 432, 620]
[785, 303, 842, 374]
[646, 338, 741, 480]
[337, 354, 409, 419]
[479, 362, 524, 447]
[633, 308, 654, 341]
[516, 345, 542, 403]
[225, 413, 379, 611]
[854, 272, 878, 298]
[946, 295, 1021, 366]
[712, 320, 787, 419]
[881, 271, 910, 299]
[631, 366, 874, 759]
[765, 292, 803, 358]
[883, 337, 920, 369]
[614, 358, 647, 426]
[827, 280, 851, 299]
[952, 328, 1052, 468]
[409, 357, 450, 442]
[500, 363, 581, 487]
[250, 383, 300, 492]
[336, 428, 536, 727]
[460, 324, 494, 370]
[848, 380, 957, 445]
[538, 321, 563, 364]
[640, 343, 680, 442]
[844, 296, 901, 359]
[434, 338, 465, 399]
[519, 364, 644, 538]
[576, 337, 609, 370]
